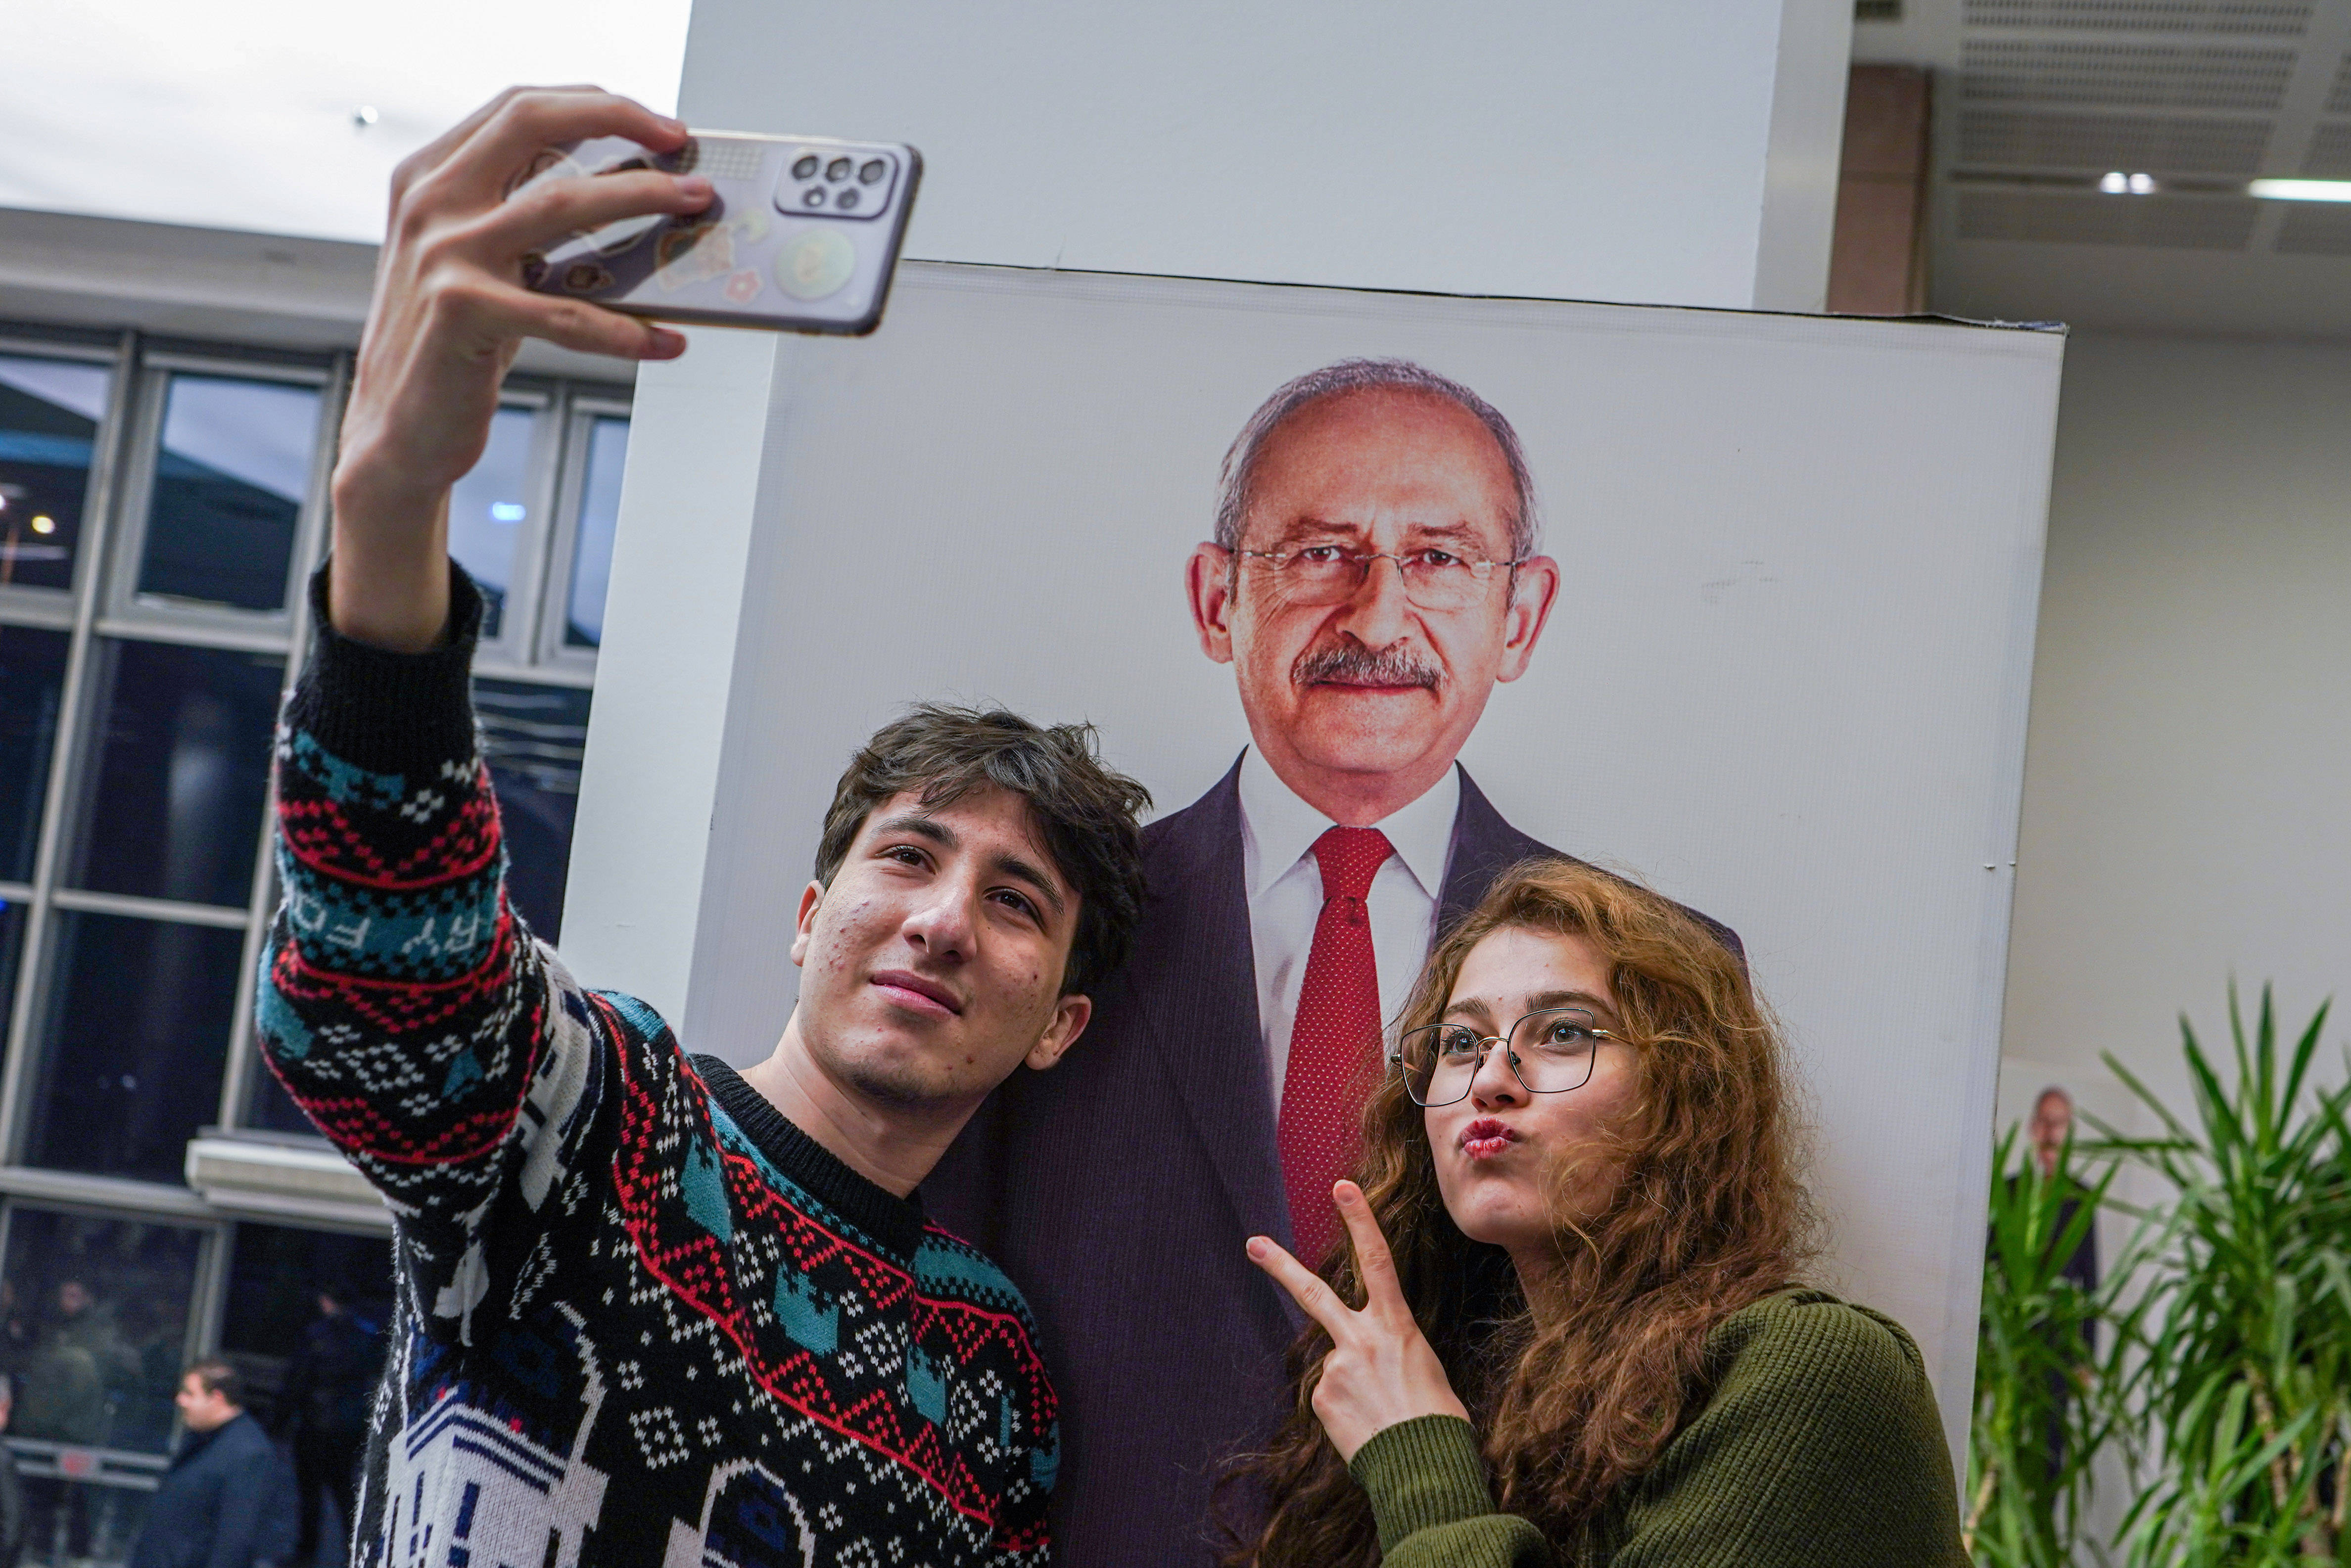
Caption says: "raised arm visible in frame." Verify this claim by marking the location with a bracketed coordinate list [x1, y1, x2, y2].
[255, 88, 711, 1341]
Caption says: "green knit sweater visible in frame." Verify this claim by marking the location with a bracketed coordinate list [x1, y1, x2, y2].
[1346, 1290, 1968, 1568]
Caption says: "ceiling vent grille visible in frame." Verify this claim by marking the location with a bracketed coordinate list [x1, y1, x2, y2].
[2275, 202, 2351, 253]
[1957, 189, 2262, 245]
[1962, 40, 2297, 110]
[2306, 120, 2351, 176]
[1964, 0, 2309, 34]
[1961, 108, 2271, 171]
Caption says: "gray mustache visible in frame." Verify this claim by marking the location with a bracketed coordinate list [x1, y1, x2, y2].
[1291, 644, 1442, 690]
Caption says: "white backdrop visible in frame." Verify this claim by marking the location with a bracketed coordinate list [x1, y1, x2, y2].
[572, 262, 2062, 1464]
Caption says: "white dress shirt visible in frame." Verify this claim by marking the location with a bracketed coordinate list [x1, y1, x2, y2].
[1236, 748, 1460, 1110]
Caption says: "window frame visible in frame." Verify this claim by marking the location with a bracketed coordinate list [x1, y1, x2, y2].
[0, 329, 126, 625]
[0, 315, 629, 1422]
[100, 350, 338, 637]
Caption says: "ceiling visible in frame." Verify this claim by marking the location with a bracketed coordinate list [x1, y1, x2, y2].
[1855, 0, 2351, 336]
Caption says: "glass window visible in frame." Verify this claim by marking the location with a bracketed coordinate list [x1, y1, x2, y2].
[63, 640, 283, 909]
[0, 355, 111, 595]
[137, 374, 321, 613]
[448, 405, 537, 641]
[0, 1205, 204, 1455]
[476, 678, 592, 939]
[0, 897, 24, 1030]
[0, 623, 70, 882]
[563, 415, 629, 648]
[24, 913, 242, 1183]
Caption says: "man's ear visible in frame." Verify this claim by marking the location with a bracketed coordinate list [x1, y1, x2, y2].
[789, 880, 825, 968]
[1495, 554, 1561, 683]
[1025, 991, 1095, 1071]
[1185, 543, 1237, 665]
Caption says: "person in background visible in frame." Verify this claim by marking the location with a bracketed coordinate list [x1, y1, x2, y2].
[0, 1377, 27, 1568]
[275, 1285, 382, 1567]
[129, 1362, 298, 1568]
[2029, 1087, 2099, 1301]
[1229, 860, 1964, 1566]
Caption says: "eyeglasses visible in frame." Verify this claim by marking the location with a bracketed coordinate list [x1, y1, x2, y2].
[1233, 545, 1522, 611]
[1391, 1007, 1621, 1107]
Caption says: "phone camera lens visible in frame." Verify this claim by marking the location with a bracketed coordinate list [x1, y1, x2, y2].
[825, 157, 852, 182]
[858, 159, 887, 185]
[837, 188, 860, 210]
[791, 154, 819, 180]
[802, 188, 826, 208]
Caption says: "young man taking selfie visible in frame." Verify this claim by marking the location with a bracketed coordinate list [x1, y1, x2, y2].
[255, 87, 1147, 1567]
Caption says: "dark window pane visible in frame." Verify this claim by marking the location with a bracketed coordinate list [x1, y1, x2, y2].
[26, 912, 240, 1183]
[138, 374, 321, 613]
[564, 415, 628, 648]
[448, 405, 537, 640]
[0, 624, 70, 882]
[65, 640, 283, 908]
[0, 356, 110, 594]
[0, 898, 24, 1031]
[476, 678, 591, 940]
[0, 1204, 205, 1456]
[245, 1060, 318, 1139]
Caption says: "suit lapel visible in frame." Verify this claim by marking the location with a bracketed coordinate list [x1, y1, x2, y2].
[1439, 767, 1567, 929]
[1128, 758, 1294, 1249]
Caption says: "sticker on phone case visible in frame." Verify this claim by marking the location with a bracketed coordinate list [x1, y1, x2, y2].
[776, 230, 855, 301]
[562, 261, 614, 294]
[655, 223, 735, 290]
[725, 270, 763, 305]
[729, 208, 772, 247]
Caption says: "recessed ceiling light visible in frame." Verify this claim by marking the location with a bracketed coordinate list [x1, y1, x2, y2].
[2248, 179, 2351, 203]
[2099, 171, 2157, 195]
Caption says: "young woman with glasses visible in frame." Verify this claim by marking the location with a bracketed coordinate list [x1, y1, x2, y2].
[1226, 859, 1967, 1567]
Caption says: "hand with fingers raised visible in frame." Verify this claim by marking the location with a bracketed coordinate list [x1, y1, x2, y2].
[329, 86, 716, 653]
[1247, 1179, 1472, 1463]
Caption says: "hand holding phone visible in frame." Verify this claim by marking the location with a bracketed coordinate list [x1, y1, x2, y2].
[515, 132, 922, 336]
[331, 88, 711, 652]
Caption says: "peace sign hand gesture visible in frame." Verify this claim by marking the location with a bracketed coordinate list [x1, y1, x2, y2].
[1247, 1180, 1471, 1462]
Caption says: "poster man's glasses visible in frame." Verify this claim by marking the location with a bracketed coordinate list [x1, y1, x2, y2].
[1234, 546, 1524, 611]
[1392, 1007, 1620, 1107]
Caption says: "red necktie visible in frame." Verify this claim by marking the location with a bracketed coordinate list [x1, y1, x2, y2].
[1278, 826, 1393, 1266]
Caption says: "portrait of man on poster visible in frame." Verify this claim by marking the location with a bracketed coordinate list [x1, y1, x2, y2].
[927, 356, 1742, 1562]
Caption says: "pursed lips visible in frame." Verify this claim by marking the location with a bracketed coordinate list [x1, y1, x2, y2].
[869, 969, 963, 1016]
[1459, 1117, 1517, 1160]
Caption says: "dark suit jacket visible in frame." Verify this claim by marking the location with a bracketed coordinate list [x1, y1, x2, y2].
[926, 757, 1738, 1565]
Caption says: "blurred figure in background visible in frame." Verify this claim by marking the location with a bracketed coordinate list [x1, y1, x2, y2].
[2030, 1087, 2099, 1302]
[276, 1285, 381, 1567]
[17, 1280, 122, 1562]
[129, 1362, 297, 1568]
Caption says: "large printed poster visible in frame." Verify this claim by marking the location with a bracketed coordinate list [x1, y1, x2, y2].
[602, 264, 2061, 1554]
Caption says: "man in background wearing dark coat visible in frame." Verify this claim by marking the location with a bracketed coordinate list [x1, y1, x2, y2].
[930, 358, 1738, 1561]
[129, 1362, 297, 1568]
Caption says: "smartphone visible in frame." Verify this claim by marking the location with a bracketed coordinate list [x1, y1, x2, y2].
[517, 131, 922, 335]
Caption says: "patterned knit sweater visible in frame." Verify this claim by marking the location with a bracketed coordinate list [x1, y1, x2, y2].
[254, 568, 1058, 1568]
